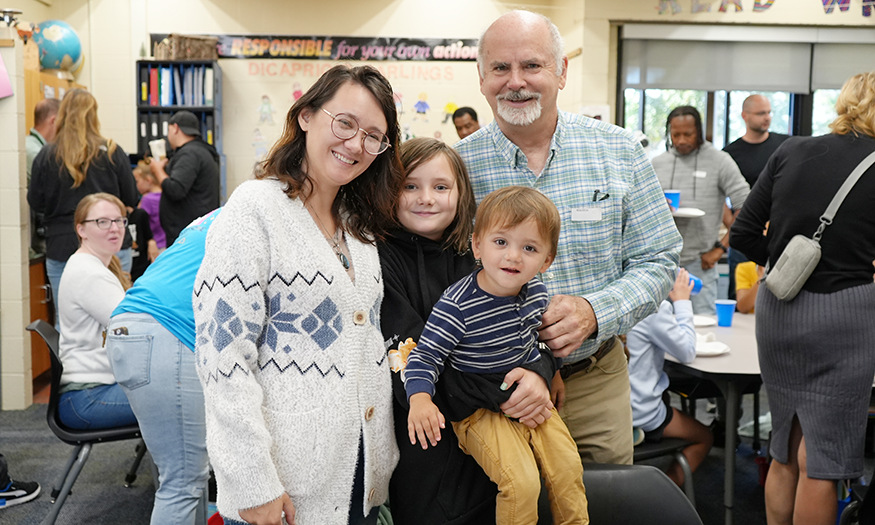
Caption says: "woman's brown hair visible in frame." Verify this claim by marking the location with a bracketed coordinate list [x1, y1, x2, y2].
[53, 89, 117, 188]
[74, 193, 131, 291]
[399, 137, 475, 253]
[259, 65, 404, 243]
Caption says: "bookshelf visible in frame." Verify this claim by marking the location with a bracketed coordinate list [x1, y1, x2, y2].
[135, 59, 227, 200]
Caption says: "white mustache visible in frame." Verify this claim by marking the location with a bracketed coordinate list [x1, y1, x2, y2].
[498, 90, 541, 103]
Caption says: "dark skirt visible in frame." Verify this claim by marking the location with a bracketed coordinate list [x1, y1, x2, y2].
[756, 282, 875, 479]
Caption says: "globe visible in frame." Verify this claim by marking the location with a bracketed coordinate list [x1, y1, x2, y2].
[33, 20, 82, 71]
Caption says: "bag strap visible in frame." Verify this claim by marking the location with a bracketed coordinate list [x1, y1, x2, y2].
[813, 150, 875, 241]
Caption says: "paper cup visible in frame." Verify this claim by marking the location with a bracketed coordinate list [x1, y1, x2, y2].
[715, 299, 737, 327]
[689, 274, 703, 295]
[664, 189, 681, 209]
[149, 139, 167, 160]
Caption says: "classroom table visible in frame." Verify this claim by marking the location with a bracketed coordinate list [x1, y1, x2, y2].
[664, 312, 760, 525]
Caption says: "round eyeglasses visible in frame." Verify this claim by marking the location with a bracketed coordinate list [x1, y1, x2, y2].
[321, 108, 391, 155]
[82, 217, 128, 230]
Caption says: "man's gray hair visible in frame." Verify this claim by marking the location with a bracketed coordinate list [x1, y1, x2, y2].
[477, 10, 565, 80]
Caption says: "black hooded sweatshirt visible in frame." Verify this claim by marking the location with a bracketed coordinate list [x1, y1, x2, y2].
[379, 229, 556, 525]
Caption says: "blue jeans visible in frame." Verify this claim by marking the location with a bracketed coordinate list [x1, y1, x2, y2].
[682, 261, 718, 315]
[58, 383, 138, 429]
[107, 313, 208, 525]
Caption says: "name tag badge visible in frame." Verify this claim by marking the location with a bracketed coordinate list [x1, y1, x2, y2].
[694, 170, 707, 179]
[571, 208, 602, 221]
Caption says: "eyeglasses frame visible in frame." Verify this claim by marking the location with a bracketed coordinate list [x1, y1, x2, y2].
[320, 108, 391, 155]
[82, 217, 129, 230]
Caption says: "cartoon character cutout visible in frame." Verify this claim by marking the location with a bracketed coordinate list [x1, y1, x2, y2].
[257, 95, 276, 125]
[252, 128, 269, 176]
[292, 82, 303, 102]
[442, 101, 458, 124]
[394, 91, 404, 115]
[401, 124, 415, 143]
[413, 92, 430, 122]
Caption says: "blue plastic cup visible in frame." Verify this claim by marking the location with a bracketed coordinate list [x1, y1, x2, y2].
[689, 275, 703, 295]
[715, 299, 737, 327]
[665, 189, 681, 209]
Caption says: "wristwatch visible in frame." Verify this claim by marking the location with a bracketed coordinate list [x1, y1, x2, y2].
[713, 241, 727, 253]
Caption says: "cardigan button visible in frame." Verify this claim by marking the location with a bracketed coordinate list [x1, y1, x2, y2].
[353, 310, 366, 325]
[364, 406, 375, 421]
[368, 488, 376, 502]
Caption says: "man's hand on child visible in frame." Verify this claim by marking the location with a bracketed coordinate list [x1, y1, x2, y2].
[668, 269, 694, 302]
[538, 295, 597, 358]
[408, 393, 445, 450]
[499, 368, 553, 429]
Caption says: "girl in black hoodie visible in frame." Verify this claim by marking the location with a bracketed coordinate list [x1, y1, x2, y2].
[379, 138, 555, 525]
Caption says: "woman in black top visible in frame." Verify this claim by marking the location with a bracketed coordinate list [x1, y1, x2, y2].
[731, 71, 875, 525]
[28, 89, 138, 321]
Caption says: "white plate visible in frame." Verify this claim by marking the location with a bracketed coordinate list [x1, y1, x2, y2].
[693, 315, 717, 327]
[696, 341, 730, 357]
[673, 207, 706, 218]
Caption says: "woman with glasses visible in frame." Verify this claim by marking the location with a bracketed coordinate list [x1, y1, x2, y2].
[57, 193, 137, 430]
[28, 89, 139, 322]
[194, 65, 403, 525]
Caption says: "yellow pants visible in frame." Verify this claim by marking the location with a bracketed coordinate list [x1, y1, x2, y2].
[452, 407, 589, 525]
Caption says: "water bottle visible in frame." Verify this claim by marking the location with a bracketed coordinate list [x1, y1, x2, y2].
[689, 275, 703, 295]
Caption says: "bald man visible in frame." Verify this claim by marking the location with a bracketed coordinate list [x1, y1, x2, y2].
[723, 95, 789, 299]
[27, 97, 60, 256]
[26, 98, 60, 183]
[723, 94, 789, 187]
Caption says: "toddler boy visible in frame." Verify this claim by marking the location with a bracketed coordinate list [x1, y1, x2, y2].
[405, 186, 588, 524]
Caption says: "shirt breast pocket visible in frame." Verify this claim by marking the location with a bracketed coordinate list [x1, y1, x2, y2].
[560, 205, 614, 263]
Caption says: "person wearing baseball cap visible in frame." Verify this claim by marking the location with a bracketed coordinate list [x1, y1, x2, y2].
[149, 110, 220, 246]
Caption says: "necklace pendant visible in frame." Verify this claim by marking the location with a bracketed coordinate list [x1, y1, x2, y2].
[338, 252, 350, 270]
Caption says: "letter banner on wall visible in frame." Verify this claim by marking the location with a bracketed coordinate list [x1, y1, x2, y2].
[150, 34, 478, 61]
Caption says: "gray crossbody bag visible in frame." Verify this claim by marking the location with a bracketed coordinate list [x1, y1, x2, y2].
[765, 150, 875, 301]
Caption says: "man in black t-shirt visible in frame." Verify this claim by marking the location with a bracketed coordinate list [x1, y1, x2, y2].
[723, 95, 790, 186]
[723, 94, 789, 299]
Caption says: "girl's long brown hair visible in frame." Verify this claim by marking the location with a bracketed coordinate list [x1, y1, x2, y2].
[53, 89, 117, 188]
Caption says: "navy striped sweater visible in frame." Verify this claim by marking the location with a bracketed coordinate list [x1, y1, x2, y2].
[404, 269, 547, 399]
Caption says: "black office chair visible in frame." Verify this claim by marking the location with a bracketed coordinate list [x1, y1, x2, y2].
[583, 463, 703, 525]
[26, 320, 147, 525]
[634, 438, 695, 503]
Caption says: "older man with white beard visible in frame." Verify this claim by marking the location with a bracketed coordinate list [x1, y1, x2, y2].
[455, 10, 682, 465]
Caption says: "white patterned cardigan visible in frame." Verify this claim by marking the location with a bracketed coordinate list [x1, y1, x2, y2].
[193, 179, 398, 524]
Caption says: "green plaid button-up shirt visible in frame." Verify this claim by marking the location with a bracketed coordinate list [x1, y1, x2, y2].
[456, 111, 683, 363]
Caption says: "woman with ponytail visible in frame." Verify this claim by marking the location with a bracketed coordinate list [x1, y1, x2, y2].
[56, 193, 137, 430]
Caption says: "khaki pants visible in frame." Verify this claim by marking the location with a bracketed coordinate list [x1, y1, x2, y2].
[558, 338, 634, 465]
[453, 407, 589, 525]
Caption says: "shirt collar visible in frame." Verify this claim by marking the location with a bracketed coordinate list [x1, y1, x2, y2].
[484, 111, 566, 171]
[30, 128, 46, 146]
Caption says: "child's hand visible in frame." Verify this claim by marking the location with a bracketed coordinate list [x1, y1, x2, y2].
[408, 393, 445, 450]
[668, 268, 695, 302]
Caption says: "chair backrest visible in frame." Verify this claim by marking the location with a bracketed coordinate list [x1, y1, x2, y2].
[26, 320, 141, 445]
[583, 463, 703, 525]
